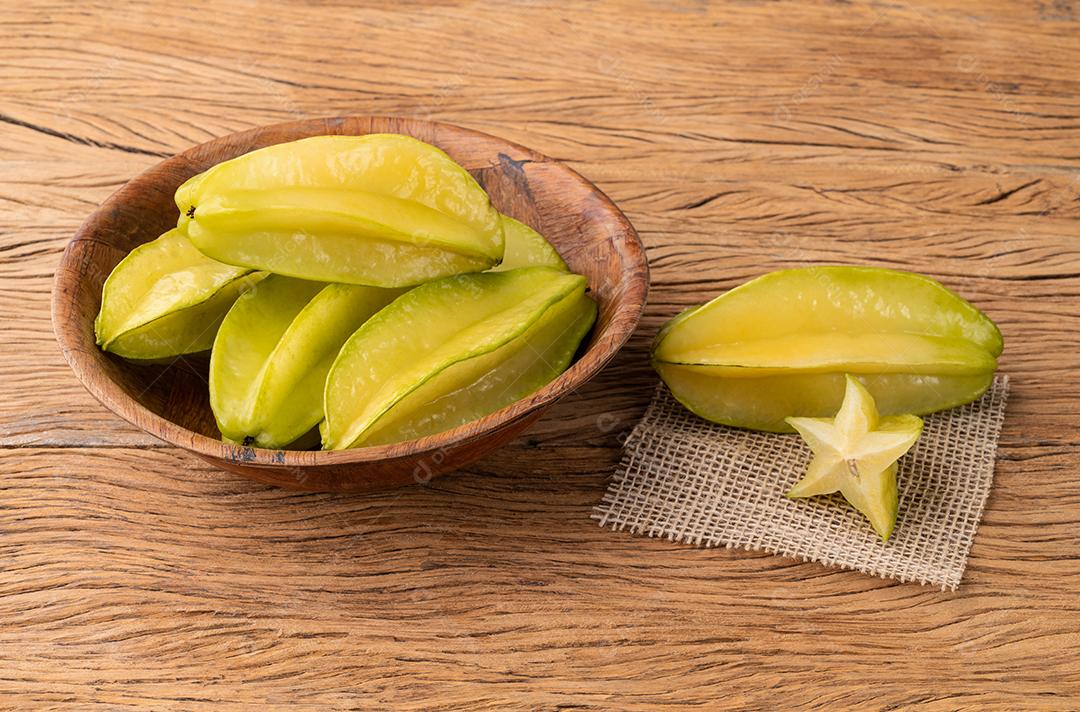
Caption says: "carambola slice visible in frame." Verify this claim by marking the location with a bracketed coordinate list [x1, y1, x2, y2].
[786, 375, 924, 541]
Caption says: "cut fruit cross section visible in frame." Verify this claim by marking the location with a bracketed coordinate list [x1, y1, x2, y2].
[786, 375, 924, 541]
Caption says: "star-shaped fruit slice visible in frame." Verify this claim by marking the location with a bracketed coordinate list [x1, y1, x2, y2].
[785, 375, 924, 541]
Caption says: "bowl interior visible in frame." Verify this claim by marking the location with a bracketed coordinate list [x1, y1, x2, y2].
[53, 116, 647, 469]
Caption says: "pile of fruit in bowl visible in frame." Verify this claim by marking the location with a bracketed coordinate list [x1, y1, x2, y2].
[94, 134, 597, 452]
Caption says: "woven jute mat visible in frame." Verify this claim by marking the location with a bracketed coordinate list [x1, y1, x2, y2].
[593, 376, 1009, 590]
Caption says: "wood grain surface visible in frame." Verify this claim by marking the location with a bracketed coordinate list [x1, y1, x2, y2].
[2, 0, 1079, 708]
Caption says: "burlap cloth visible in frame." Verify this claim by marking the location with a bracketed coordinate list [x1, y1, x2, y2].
[594, 376, 1009, 590]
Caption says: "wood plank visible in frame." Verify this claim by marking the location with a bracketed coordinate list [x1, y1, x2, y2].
[0, 446, 1077, 709]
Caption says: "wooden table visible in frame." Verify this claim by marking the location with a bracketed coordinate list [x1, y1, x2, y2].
[3, 1, 1078, 708]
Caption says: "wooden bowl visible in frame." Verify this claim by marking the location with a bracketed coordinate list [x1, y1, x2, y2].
[51, 116, 648, 492]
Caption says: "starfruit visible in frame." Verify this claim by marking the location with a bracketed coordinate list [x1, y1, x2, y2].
[322, 266, 596, 449]
[210, 274, 401, 448]
[491, 215, 567, 272]
[176, 134, 504, 287]
[95, 228, 261, 361]
[652, 266, 1003, 432]
[786, 375, 923, 541]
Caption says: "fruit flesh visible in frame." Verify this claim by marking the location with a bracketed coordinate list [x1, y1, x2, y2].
[95, 228, 257, 360]
[176, 134, 504, 286]
[786, 375, 924, 541]
[322, 267, 591, 450]
[490, 215, 567, 272]
[210, 275, 400, 448]
[652, 266, 1001, 432]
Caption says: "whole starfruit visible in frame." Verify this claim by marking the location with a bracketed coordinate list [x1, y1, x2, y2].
[95, 228, 261, 361]
[652, 266, 1003, 432]
[176, 134, 505, 287]
[322, 266, 596, 449]
[210, 274, 402, 449]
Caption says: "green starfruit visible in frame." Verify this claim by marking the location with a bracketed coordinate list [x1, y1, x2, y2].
[176, 134, 505, 287]
[322, 266, 595, 449]
[210, 274, 401, 448]
[95, 228, 260, 361]
[652, 266, 1003, 432]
